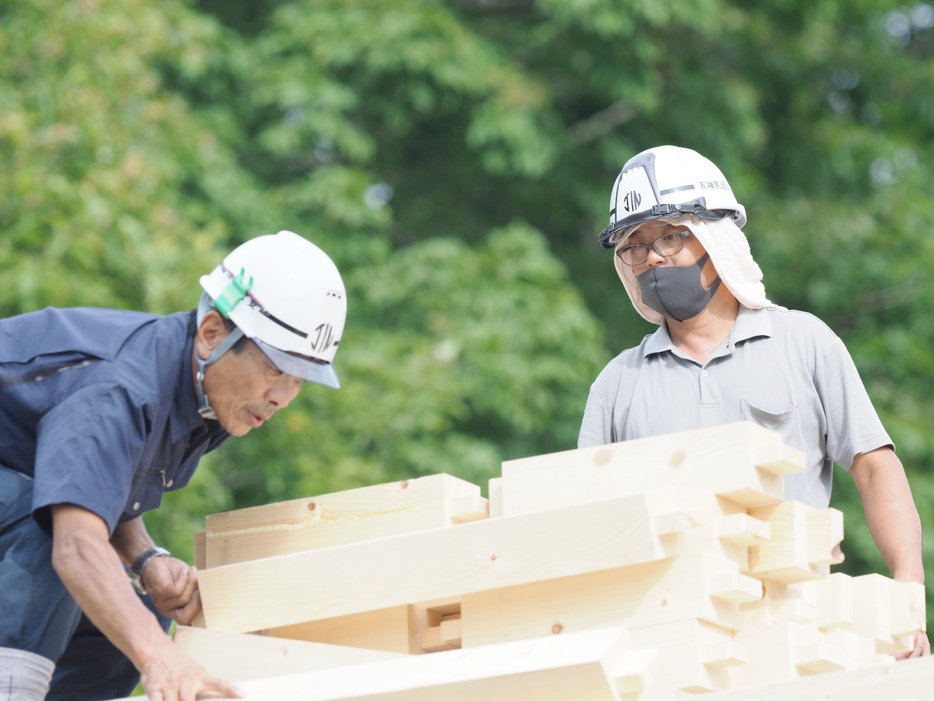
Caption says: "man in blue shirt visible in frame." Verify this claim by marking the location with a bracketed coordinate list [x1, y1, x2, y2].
[0, 231, 347, 700]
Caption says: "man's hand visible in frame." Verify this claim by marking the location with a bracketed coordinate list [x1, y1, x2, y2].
[139, 635, 243, 701]
[895, 632, 930, 660]
[51, 505, 243, 698]
[142, 556, 203, 626]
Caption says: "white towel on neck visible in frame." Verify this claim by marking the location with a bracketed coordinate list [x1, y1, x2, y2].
[614, 216, 781, 325]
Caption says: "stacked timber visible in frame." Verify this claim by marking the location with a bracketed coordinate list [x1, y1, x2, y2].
[114, 422, 930, 700]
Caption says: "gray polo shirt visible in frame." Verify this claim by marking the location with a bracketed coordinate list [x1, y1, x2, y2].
[579, 306, 892, 508]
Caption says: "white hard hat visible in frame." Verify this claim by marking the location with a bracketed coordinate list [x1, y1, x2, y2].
[598, 145, 746, 248]
[199, 230, 346, 389]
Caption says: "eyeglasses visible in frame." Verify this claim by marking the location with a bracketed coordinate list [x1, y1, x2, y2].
[615, 231, 690, 266]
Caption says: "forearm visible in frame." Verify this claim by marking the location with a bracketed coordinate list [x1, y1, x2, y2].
[51, 505, 172, 671]
[850, 448, 924, 583]
[110, 515, 158, 568]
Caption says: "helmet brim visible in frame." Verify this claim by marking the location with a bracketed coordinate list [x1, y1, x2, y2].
[599, 208, 733, 249]
[254, 337, 341, 389]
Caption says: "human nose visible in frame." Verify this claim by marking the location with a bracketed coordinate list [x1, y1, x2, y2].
[644, 244, 668, 267]
[267, 375, 302, 408]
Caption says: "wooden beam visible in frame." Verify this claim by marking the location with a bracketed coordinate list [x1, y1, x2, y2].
[261, 605, 418, 655]
[460, 552, 759, 647]
[747, 502, 843, 585]
[197, 490, 671, 633]
[171, 626, 404, 683]
[115, 626, 634, 701]
[499, 421, 804, 517]
[848, 574, 926, 654]
[625, 618, 743, 694]
[192, 529, 206, 570]
[691, 649, 934, 701]
[202, 474, 487, 568]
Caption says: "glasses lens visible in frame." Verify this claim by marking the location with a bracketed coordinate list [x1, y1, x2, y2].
[655, 233, 685, 256]
[616, 244, 647, 266]
[616, 232, 686, 266]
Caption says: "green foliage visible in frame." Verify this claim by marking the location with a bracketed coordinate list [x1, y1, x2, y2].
[4, 0, 934, 625]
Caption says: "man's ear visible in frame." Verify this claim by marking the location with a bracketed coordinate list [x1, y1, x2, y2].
[195, 310, 230, 360]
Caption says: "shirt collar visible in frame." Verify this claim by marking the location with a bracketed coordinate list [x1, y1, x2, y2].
[730, 305, 773, 346]
[643, 306, 773, 359]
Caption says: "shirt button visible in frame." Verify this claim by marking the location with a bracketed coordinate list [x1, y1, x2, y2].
[702, 370, 709, 376]
[165, 479, 174, 488]
[132, 502, 141, 511]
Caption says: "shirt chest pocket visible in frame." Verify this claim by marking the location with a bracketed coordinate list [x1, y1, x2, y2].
[740, 399, 805, 454]
[123, 466, 171, 519]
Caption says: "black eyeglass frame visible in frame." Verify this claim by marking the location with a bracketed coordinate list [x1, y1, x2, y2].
[615, 231, 691, 266]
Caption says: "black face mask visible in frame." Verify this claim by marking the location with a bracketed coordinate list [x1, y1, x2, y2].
[637, 253, 721, 322]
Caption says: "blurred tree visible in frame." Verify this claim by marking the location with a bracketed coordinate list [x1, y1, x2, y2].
[3, 0, 933, 615]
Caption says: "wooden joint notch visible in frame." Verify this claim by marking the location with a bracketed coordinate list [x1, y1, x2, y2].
[448, 494, 489, 524]
[609, 648, 658, 695]
[793, 642, 850, 675]
[420, 618, 463, 653]
[709, 572, 764, 605]
[746, 501, 836, 584]
[418, 598, 463, 653]
[807, 508, 845, 566]
[717, 513, 771, 546]
[753, 442, 806, 477]
[702, 640, 747, 668]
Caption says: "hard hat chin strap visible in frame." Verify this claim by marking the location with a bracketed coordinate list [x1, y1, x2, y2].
[195, 292, 244, 420]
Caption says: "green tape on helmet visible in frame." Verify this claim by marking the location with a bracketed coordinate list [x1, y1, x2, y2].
[214, 267, 253, 318]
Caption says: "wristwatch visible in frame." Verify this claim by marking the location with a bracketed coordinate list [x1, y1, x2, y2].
[127, 546, 171, 595]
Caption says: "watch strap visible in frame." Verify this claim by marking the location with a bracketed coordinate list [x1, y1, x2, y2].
[127, 546, 171, 595]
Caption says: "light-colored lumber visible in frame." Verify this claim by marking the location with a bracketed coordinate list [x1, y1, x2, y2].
[848, 574, 925, 654]
[115, 625, 634, 701]
[204, 474, 481, 534]
[680, 652, 934, 701]
[197, 490, 673, 633]
[652, 492, 758, 572]
[171, 626, 404, 682]
[746, 501, 843, 584]
[460, 551, 759, 647]
[261, 605, 418, 654]
[812, 572, 854, 631]
[201, 474, 487, 568]
[717, 512, 772, 546]
[729, 618, 895, 689]
[488, 476, 503, 518]
[626, 618, 742, 694]
[192, 529, 206, 570]
[499, 421, 804, 517]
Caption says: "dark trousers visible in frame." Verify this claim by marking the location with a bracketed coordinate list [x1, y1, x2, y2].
[0, 467, 171, 700]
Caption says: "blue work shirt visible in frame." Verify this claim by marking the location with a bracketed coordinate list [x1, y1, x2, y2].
[0, 307, 229, 534]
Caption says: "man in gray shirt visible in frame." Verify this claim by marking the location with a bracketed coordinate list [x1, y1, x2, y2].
[580, 145, 927, 657]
